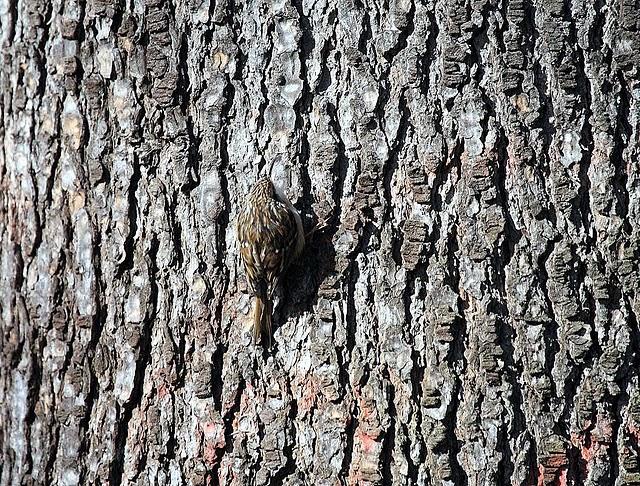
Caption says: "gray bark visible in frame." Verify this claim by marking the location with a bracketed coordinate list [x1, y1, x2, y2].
[1, 0, 639, 484]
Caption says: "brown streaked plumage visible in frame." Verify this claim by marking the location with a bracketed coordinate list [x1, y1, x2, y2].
[236, 177, 304, 345]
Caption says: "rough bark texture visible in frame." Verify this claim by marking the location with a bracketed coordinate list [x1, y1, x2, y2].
[1, 0, 639, 484]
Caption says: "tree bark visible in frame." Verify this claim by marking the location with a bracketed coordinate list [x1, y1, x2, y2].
[1, 0, 639, 484]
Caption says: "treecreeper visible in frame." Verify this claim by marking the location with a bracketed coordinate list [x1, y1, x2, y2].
[236, 177, 305, 346]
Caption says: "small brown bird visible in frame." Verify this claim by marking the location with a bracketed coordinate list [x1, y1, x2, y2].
[236, 177, 305, 345]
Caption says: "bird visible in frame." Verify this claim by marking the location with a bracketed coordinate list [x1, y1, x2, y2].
[236, 177, 305, 345]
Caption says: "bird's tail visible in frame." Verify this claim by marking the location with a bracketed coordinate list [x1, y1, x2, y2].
[253, 295, 272, 346]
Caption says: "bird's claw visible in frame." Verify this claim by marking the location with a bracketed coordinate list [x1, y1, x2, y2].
[305, 219, 329, 240]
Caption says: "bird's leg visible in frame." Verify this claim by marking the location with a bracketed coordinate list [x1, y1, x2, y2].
[305, 218, 328, 240]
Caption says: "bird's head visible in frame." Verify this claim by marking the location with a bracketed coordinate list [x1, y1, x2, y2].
[249, 177, 275, 203]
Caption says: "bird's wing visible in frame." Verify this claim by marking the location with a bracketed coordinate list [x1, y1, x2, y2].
[237, 211, 264, 296]
[237, 201, 299, 297]
[260, 200, 299, 294]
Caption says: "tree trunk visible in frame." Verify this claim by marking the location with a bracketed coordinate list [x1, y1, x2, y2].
[1, 0, 639, 484]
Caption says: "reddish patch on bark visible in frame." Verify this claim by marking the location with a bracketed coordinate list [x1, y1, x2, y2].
[356, 428, 379, 454]
[203, 442, 218, 465]
[538, 452, 569, 485]
[558, 469, 568, 486]
[156, 382, 170, 399]
[545, 454, 569, 468]
[201, 418, 226, 467]
[570, 414, 614, 480]
[579, 440, 600, 464]
[203, 422, 217, 436]
[536, 464, 544, 486]
[202, 421, 225, 446]
[538, 464, 569, 486]
[298, 379, 318, 415]
[628, 420, 640, 444]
